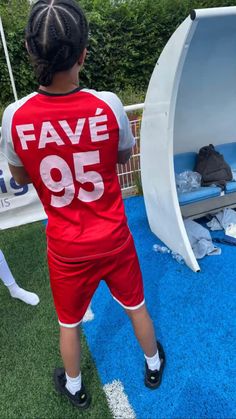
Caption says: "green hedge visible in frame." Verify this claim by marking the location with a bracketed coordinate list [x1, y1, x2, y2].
[0, 0, 235, 108]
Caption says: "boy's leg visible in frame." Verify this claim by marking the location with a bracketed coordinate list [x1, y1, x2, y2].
[125, 303, 165, 389]
[48, 252, 100, 406]
[0, 249, 39, 305]
[104, 236, 165, 387]
[125, 303, 157, 357]
[54, 325, 89, 407]
[59, 325, 84, 397]
[60, 325, 81, 378]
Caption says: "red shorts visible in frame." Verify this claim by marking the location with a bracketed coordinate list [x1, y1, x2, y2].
[47, 235, 144, 327]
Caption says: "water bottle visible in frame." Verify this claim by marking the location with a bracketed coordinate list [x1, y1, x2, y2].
[171, 251, 184, 264]
[153, 244, 170, 254]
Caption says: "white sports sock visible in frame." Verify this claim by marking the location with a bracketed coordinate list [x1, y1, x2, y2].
[145, 350, 161, 371]
[0, 249, 16, 287]
[0, 249, 39, 306]
[65, 372, 82, 395]
[8, 283, 40, 306]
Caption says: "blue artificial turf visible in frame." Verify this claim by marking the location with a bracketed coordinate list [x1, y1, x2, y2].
[83, 196, 236, 419]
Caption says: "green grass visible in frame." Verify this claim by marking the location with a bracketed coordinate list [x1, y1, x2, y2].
[0, 222, 113, 419]
[117, 87, 145, 107]
[0, 105, 4, 121]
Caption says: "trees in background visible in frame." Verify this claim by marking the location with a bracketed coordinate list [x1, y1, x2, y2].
[0, 0, 235, 107]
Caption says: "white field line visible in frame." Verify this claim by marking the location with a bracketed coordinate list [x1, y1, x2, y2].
[82, 304, 94, 322]
[103, 380, 136, 419]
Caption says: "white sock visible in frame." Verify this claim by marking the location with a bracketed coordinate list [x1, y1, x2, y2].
[65, 372, 82, 395]
[8, 282, 40, 306]
[145, 350, 161, 371]
[0, 249, 16, 287]
[0, 250, 39, 306]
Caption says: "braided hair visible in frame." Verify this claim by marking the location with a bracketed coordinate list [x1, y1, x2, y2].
[25, 0, 88, 86]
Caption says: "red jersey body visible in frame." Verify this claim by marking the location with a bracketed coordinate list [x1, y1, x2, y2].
[1, 88, 135, 261]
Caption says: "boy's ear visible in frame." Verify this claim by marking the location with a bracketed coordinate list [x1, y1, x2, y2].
[78, 48, 87, 66]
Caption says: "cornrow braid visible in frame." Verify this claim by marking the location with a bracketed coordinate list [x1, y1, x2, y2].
[25, 0, 88, 86]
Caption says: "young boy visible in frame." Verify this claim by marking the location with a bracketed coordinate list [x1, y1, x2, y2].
[0, 0, 165, 409]
[0, 249, 39, 305]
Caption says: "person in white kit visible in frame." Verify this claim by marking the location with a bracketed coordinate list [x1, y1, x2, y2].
[0, 249, 39, 305]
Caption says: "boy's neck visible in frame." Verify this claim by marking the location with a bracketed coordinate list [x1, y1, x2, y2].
[39, 68, 80, 95]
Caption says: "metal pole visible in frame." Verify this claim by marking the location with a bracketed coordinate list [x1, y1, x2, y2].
[124, 103, 144, 113]
[0, 16, 18, 101]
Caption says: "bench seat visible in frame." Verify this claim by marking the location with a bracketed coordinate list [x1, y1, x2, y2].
[178, 186, 222, 205]
[215, 143, 236, 194]
[174, 152, 222, 205]
[224, 181, 236, 194]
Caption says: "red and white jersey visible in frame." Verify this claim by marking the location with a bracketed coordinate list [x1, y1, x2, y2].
[1, 88, 135, 261]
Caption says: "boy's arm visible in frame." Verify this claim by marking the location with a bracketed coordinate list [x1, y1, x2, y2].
[108, 93, 135, 165]
[1, 105, 32, 185]
[8, 164, 32, 185]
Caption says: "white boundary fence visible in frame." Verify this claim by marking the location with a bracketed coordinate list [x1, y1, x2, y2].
[118, 104, 143, 196]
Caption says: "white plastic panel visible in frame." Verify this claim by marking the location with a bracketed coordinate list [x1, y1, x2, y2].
[191, 6, 236, 20]
[141, 16, 200, 272]
[141, 6, 236, 272]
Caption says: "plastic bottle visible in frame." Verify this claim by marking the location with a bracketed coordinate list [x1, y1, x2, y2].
[153, 244, 170, 254]
[171, 251, 184, 264]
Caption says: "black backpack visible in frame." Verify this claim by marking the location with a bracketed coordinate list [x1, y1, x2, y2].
[194, 144, 232, 189]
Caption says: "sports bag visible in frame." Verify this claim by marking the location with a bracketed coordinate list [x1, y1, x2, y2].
[194, 144, 232, 189]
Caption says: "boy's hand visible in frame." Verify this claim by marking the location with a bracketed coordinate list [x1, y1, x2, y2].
[8, 164, 32, 185]
[117, 148, 132, 165]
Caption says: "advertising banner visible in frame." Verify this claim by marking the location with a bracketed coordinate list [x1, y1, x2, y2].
[0, 152, 46, 229]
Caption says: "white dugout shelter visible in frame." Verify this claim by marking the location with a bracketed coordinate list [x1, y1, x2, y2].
[141, 7, 236, 272]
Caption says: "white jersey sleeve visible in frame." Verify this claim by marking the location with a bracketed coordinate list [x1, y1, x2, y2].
[82, 89, 135, 151]
[0, 93, 37, 166]
[0, 103, 23, 166]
